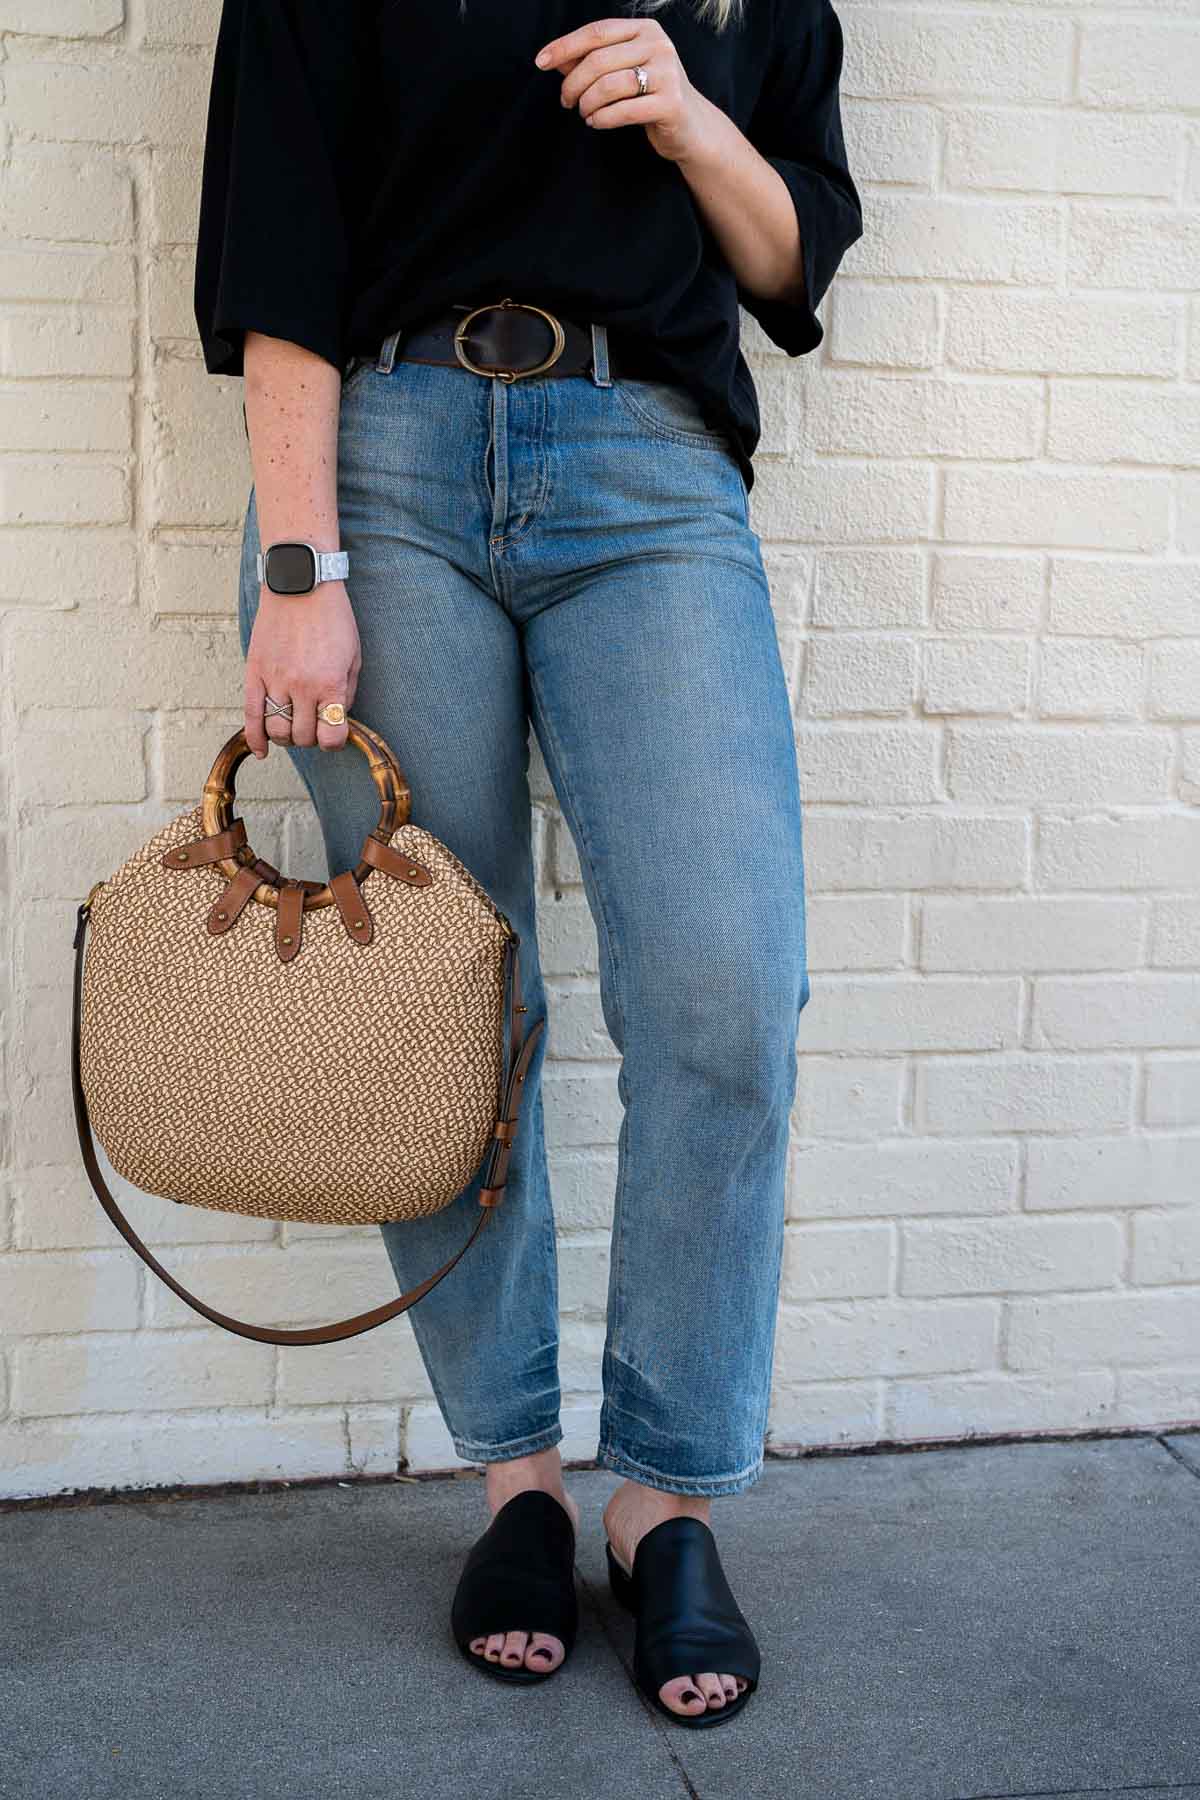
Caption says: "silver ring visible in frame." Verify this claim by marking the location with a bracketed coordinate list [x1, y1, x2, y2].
[633, 63, 649, 97]
[264, 696, 293, 719]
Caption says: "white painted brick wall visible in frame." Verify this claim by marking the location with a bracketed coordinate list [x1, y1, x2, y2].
[1, 0, 1197, 1499]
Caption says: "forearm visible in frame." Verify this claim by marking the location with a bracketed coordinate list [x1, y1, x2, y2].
[673, 97, 805, 308]
[242, 331, 342, 550]
[238, 331, 359, 760]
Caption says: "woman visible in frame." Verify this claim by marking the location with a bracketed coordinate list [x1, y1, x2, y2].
[194, 0, 860, 1728]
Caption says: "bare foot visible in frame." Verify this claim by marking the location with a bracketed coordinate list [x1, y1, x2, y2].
[603, 1480, 750, 1718]
[466, 1447, 581, 1677]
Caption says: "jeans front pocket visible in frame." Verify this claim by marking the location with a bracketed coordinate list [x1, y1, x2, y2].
[612, 375, 735, 451]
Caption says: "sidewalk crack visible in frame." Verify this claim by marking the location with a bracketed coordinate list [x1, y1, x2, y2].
[1155, 1433, 1200, 1481]
[577, 1567, 705, 1800]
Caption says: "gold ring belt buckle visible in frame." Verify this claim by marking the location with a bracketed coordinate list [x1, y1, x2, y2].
[452, 297, 567, 383]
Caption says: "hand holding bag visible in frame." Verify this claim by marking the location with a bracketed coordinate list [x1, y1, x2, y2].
[70, 717, 543, 1345]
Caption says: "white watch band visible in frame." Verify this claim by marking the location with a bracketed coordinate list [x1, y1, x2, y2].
[256, 546, 349, 588]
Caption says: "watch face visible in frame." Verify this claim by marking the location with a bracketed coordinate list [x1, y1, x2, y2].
[265, 542, 317, 594]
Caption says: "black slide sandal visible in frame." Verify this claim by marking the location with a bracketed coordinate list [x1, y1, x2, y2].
[606, 1517, 760, 1727]
[451, 1490, 579, 1684]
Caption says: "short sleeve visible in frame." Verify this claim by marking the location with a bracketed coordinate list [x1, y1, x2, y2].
[194, 0, 369, 378]
[738, 0, 863, 355]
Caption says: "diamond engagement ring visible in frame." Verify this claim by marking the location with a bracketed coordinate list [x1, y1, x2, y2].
[633, 63, 649, 96]
[317, 702, 347, 726]
[264, 696, 293, 719]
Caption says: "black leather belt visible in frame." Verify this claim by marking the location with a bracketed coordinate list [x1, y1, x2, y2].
[239, 299, 665, 441]
[387, 298, 662, 383]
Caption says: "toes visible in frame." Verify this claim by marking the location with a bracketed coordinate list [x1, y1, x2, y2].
[659, 1676, 708, 1717]
[657, 1671, 748, 1715]
[696, 1672, 726, 1710]
[471, 1629, 562, 1674]
[525, 1632, 564, 1673]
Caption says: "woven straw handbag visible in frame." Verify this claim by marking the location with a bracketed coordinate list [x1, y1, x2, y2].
[70, 717, 543, 1345]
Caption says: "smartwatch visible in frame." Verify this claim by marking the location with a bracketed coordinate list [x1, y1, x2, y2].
[256, 542, 350, 595]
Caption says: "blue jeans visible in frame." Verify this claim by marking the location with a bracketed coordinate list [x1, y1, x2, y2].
[237, 323, 810, 1497]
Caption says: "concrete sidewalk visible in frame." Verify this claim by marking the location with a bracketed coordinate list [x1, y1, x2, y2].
[3, 1433, 1199, 1800]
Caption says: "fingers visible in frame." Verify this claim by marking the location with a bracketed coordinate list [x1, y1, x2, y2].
[264, 694, 295, 748]
[535, 16, 643, 73]
[244, 582, 360, 756]
[289, 690, 318, 749]
[276, 691, 351, 751]
[315, 697, 350, 753]
[244, 669, 269, 759]
[247, 678, 352, 754]
[557, 34, 658, 112]
[579, 80, 660, 130]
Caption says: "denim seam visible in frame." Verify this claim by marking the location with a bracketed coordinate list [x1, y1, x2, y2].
[525, 668, 628, 1078]
[525, 663, 633, 1408]
[488, 513, 529, 552]
[601, 547, 759, 583]
[610, 379, 737, 453]
[448, 1420, 564, 1463]
[487, 375, 554, 556]
[595, 1438, 765, 1498]
[519, 377, 555, 536]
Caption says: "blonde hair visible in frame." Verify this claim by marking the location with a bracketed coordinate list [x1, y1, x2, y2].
[633, 0, 744, 28]
[455, 0, 745, 31]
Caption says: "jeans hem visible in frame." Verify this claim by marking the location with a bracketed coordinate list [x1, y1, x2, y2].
[595, 1439, 764, 1498]
[450, 1422, 564, 1463]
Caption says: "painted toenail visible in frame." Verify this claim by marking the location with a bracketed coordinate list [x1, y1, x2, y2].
[681, 1688, 701, 1703]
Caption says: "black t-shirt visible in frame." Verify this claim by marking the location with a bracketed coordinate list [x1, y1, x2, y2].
[194, 0, 861, 493]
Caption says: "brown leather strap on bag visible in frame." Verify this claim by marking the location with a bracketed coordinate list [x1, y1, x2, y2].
[69, 903, 543, 1346]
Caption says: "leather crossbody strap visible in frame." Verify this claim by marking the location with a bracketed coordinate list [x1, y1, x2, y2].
[69, 900, 543, 1346]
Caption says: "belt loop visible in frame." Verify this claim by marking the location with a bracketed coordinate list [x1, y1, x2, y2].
[589, 322, 612, 388]
[376, 328, 401, 375]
